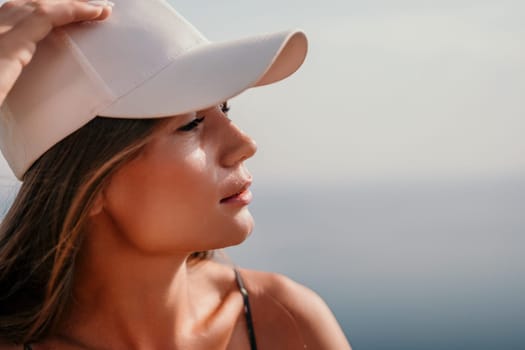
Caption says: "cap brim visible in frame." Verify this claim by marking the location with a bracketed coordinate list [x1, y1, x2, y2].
[97, 29, 307, 118]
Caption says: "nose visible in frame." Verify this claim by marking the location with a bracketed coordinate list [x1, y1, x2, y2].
[219, 120, 258, 168]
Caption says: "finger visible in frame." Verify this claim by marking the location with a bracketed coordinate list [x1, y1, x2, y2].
[21, 0, 112, 29]
[1, 0, 111, 65]
[0, 0, 112, 106]
[0, 0, 111, 34]
[50, 0, 113, 27]
[0, 1, 33, 34]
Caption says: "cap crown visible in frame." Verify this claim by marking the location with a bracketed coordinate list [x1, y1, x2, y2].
[0, 0, 207, 179]
[0, 0, 308, 180]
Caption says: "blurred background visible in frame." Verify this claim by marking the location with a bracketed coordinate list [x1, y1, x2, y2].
[1, 0, 524, 349]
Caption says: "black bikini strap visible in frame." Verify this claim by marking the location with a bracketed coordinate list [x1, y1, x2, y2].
[22, 270, 257, 350]
[234, 267, 258, 350]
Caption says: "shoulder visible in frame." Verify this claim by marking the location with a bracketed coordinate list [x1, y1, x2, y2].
[238, 268, 352, 350]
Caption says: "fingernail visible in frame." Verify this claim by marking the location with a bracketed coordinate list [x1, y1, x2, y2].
[86, 0, 114, 7]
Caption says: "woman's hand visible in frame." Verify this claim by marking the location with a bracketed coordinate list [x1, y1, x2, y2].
[0, 0, 112, 106]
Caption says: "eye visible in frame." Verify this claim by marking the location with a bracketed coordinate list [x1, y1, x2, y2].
[220, 101, 230, 114]
[177, 116, 205, 132]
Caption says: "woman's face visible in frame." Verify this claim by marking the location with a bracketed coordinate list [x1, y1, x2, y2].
[96, 102, 257, 255]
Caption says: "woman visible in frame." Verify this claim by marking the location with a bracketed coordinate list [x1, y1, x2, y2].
[0, 0, 352, 349]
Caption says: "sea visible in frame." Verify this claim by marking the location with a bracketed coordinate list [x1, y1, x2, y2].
[227, 176, 525, 350]
[2, 175, 524, 349]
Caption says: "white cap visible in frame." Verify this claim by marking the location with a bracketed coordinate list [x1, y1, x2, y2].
[0, 0, 307, 180]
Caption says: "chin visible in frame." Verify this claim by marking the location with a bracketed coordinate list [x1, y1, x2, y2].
[228, 227, 253, 247]
[215, 213, 255, 249]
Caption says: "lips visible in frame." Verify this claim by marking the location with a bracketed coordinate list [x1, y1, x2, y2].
[220, 179, 252, 203]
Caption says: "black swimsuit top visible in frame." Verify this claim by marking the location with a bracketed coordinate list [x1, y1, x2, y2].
[234, 267, 258, 350]
[23, 267, 257, 350]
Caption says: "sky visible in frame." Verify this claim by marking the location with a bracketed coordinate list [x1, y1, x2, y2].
[0, 0, 524, 186]
[0, 1, 523, 348]
[171, 0, 525, 187]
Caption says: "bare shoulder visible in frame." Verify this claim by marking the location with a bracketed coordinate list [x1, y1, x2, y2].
[238, 268, 352, 350]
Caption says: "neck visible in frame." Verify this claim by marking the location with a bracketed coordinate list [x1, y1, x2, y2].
[61, 215, 221, 349]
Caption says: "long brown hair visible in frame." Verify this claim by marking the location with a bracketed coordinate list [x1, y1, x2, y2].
[0, 116, 212, 344]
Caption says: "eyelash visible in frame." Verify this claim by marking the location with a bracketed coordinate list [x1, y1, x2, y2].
[221, 101, 230, 114]
[178, 116, 205, 132]
[177, 101, 230, 132]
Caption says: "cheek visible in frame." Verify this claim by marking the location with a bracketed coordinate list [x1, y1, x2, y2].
[103, 150, 219, 252]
